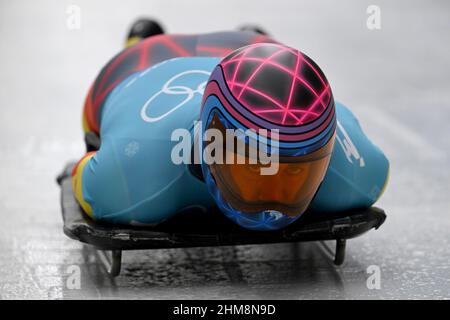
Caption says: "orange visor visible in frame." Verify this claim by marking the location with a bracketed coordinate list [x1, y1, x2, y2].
[206, 115, 335, 217]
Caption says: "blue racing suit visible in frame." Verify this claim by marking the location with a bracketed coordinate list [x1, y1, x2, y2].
[72, 32, 389, 226]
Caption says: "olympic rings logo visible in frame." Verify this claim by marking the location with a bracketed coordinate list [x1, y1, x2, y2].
[140, 70, 211, 123]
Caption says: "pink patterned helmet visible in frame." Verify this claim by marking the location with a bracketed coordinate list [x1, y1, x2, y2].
[200, 43, 336, 230]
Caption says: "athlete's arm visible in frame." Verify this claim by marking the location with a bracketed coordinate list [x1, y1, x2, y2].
[71, 136, 140, 222]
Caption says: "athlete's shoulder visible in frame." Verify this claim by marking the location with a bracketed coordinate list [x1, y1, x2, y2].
[312, 101, 390, 212]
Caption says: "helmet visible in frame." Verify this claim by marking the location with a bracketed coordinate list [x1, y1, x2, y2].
[199, 43, 336, 231]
